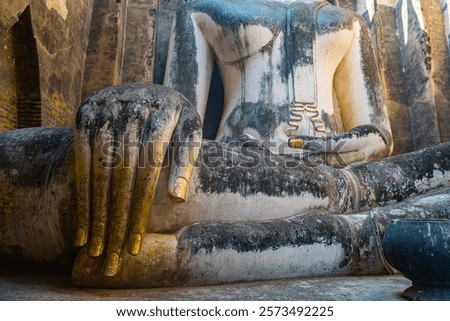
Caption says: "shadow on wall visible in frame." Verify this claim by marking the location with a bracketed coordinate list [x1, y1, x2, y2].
[12, 6, 42, 129]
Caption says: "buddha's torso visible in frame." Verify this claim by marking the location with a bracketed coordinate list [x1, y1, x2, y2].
[183, 0, 358, 148]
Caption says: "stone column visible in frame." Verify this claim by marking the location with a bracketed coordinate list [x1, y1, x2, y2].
[339, 0, 450, 152]
[82, 0, 159, 97]
[82, 0, 128, 99]
[121, 0, 158, 84]
[420, 0, 450, 144]
[154, 0, 186, 85]
[396, 0, 442, 149]
[374, 0, 414, 154]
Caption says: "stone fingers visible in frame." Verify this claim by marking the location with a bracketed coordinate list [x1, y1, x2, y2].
[288, 125, 389, 158]
[288, 134, 359, 153]
[126, 153, 160, 256]
[168, 106, 202, 203]
[73, 100, 98, 247]
[288, 135, 329, 152]
[126, 110, 177, 256]
[73, 85, 200, 277]
[88, 104, 120, 258]
[102, 100, 151, 277]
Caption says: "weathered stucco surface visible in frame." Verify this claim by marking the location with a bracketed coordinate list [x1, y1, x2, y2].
[0, 1, 31, 131]
[0, 0, 158, 131]
[337, 0, 450, 152]
[0, 0, 93, 130]
[0, 29, 18, 131]
[82, 0, 158, 99]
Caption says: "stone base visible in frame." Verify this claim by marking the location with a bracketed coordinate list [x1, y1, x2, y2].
[0, 271, 409, 300]
[404, 283, 450, 301]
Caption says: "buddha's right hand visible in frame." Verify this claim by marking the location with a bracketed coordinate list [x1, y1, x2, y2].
[72, 84, 202, 277]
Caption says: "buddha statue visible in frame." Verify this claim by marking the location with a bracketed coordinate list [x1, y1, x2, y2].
[0, 0, 449, 287]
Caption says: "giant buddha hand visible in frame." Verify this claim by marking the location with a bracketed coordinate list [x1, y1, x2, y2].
[72, 84, 202, 276]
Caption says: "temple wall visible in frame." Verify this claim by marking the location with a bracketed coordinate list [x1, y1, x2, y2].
[0, 0, 93, 130]
[0, 29, 18, 131]
[32, 0, 94, 128]
[0, 0, 158, 131]
[334, 0, 450, 153]
[0, 1, 31, 131]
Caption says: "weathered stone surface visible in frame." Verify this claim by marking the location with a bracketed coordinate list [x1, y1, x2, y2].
[154, 0, 186, 85]
[0, 30, 18, 131]
[1, 83, 448, 288]
[155, 0, 450, 155]
[1, 0, 450, 290]
[82, 0, 158, 99]
[0, 271, 410, 300]
[31, 0, 93, 128]
[396, 0, 440, 149]
[374, 1, 414, 154]
[0, 128, 75, 270]
[420, 0, 450, 144]
[335, 0, 450, 152]
[81, 0, 127, 98]
[2, 0, 449, 143]
[122, 0, 158, 84]
[0, 0, 94, 131]
[73, 186, 450, 288]
[0, 0, 30, 33]
[354, 0, 450, 152]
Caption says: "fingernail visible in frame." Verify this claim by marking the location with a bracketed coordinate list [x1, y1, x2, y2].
[289, 138, 305, 148]
[73, 228, 87, 247]
[89, 236, 103, 257]
[169, 177, 188, 203]
[104, 252, 120, 277]
[128, 233, 142, 256]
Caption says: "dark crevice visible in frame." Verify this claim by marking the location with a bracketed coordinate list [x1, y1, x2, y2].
[203, 63, 224, 140]
[12, 6, 42, 128]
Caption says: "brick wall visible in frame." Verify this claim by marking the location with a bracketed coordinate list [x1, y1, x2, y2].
[32, 0, 93, 128]
[0, 30, 18, 131]
[0, 0, 93, 131]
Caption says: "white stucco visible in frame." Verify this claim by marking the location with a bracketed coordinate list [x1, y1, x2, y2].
[186, 242, 347, 283]
[414, 169, 450, 193]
